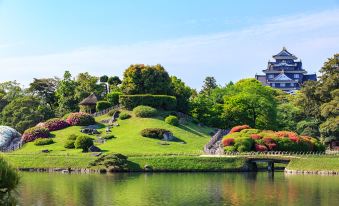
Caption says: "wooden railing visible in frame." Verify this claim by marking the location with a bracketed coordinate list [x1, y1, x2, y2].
[91, 105, 119, 117]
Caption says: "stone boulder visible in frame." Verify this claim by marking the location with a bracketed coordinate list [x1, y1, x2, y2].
[88, 145, 101, 152]
[0, 126, 22, 151]
[162, 132, 174, 141]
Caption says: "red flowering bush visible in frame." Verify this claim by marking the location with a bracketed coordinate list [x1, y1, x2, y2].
[255, 144, 267, 152]
[230, 125, 251, 133]
[42, 118, 69, 131]
[222, 138, 235, 146]
[288, 135, 299, 142]
[22, 127, 50, 143]
[263, 137, 274, 144]
[66, 112, 95, 126]
[250, 134, 262, 140]
[266, 143, 277, 150]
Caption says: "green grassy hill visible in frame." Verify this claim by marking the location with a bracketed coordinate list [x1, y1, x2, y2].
[12, 110, 214, 156]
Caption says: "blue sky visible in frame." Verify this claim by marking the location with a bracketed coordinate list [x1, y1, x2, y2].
[0, 0, 339, 88]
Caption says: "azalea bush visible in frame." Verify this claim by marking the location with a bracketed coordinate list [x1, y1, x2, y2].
[222, 125, 325, 152]
[141, 128, 170, 139]
[41, 118, 69, 131]
[133, 105, 157, 118]
[66, 112, 95, 126]
[165, 115, 179, 126]
[34, 138, 54, 146]
[22, 127, 50, 143]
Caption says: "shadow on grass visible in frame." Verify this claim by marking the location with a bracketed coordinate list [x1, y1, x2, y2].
[178, 124, 206, 137]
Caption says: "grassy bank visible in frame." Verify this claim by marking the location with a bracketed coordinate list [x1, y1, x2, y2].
[286, 156, 339, 172]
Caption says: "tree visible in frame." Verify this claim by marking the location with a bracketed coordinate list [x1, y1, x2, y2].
[108, 76, 122, 86]
[0, 81, 24, 110]
[223, 79, 277, 129]
[75, 72, 104, 101]
[55, 71, 78, 115]
[201, 76, 217, 95]
[1, 96, 54, 133]
[28, 78, 59, 109]
[100, 75, 109, 83]
[170, 76, 192, 112]
[121, 64, 172, 95]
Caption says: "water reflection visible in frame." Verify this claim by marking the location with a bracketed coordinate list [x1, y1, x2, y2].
[16, 172, 339, 206]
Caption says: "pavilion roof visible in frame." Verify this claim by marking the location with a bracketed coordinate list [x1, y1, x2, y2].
[79, 93, 98, 105]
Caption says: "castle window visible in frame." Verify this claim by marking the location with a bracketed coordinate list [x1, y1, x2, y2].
[268, 74, 274, 79]
[281, 83, 286, 87]
[294, 74, 299, 78]
[271, 83, 275, 87]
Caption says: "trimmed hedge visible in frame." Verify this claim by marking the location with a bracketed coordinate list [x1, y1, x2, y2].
[133, 106, 157, 118]
[34, 138, 54, 146]
[165, 115, 179, 126]
[22, 127, 50, 143]
[96, 101, 112, 112]
[66, 112, 95, 126]
[141, 128, 170, 139]
[106, 92, 122, 105]
[42, 118, 69, 131]
[119, 112, 131, 120]
[119, 94, 177, 110]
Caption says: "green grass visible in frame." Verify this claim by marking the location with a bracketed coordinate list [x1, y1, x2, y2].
[286, 156, 339, 172]
[10, 111, 214, 156]
[128, 156, 247, 171]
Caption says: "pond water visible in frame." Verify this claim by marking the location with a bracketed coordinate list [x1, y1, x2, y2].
[15, 172, 339, 206]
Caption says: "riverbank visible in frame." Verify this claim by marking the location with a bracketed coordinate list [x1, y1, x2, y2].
[2, 153, 338, 174]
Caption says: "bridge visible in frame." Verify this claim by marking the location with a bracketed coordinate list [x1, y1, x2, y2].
[248, 158, 290, 172]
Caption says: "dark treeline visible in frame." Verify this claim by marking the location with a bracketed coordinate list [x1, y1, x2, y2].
[0, 55, 337, 144]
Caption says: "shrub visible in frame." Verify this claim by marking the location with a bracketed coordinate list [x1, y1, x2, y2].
[34, 138, 54, 146]
[67, 134, 78, 140]
[234, 137, 254, 152]
[165, 115, 179, 126]
[96, 101, 112, 112]
[141, 128, 170, 139]
[119, 94, 177, 110]
[255, 144, 268, 152]
[119, 112, 131, 120]
[106, 92, 122, 105]
[102, 134, 115, 140]
[42, 118, 69, 131]
[133, 105, 157, 117]
[224, 146, 236, 152]
[222, 138, 235, 146]
[74, 135, 94, 152]
[22, 127, 50, 143]
[230, 125, 251, 133]
[250, 134, 262, 140]
[64, 140, 75, 149]
[108, 109, 119, 116]
[66, 112, 95, 126]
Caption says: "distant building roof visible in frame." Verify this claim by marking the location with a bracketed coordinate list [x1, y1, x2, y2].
[79, 93, 98, 105]
[273, 47, 297, 60]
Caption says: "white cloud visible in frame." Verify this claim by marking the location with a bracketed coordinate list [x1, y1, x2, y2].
[0, 9, 338, 88]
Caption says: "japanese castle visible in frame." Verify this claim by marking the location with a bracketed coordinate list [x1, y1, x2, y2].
[255, 47, 317, 93]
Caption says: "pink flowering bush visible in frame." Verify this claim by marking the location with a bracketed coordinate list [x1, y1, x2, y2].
[229, 125, 251, 133]
[42, 118, 69, 131]
[255, 144, 268, 152]
[22, 127, 50, 143]
[66, 112, 95, 126]
[250, 134, 262, 140]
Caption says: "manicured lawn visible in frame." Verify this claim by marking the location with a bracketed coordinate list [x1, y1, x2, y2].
[9, 111, 214, 156]
[286, 156, 339, 172]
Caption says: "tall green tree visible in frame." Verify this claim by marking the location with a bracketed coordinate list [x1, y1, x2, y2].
[201, 76, 217, 95]
[170, 76, 192, 112]
[28, 78, 59, 109]
[55, 71, 78, 115]
[223, 78, 277, 129]
[121, 64, 172, 95]
[75, 72, 104, 100]
[1, 96, 54, 132]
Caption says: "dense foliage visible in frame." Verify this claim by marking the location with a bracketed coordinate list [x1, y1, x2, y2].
[34, 138, 54, 146]
[74, 135, 94, 152]
[1, 96, 54, 133]
[141, 128, 170, 139]
[41, 118, 69, 131]
[133, 106, 158, 117]
[119, 112, 131, 120]
[222, 125, 325, 152]
[121, 64, 172, 95]
[22, 126, 50, 143]
[165, 115, 179, 126]
[0, 157, 19, 204]
[106, 92, 122, 105]
[120, 94, 177, 110]
[65, 112, 95, 126]
[96, 101, 111, 111]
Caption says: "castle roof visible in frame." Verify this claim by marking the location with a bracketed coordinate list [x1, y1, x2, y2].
[273, 47, 297, 60]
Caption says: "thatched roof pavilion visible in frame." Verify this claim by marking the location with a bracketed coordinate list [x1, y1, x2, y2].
[79, 93, 98, 113]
